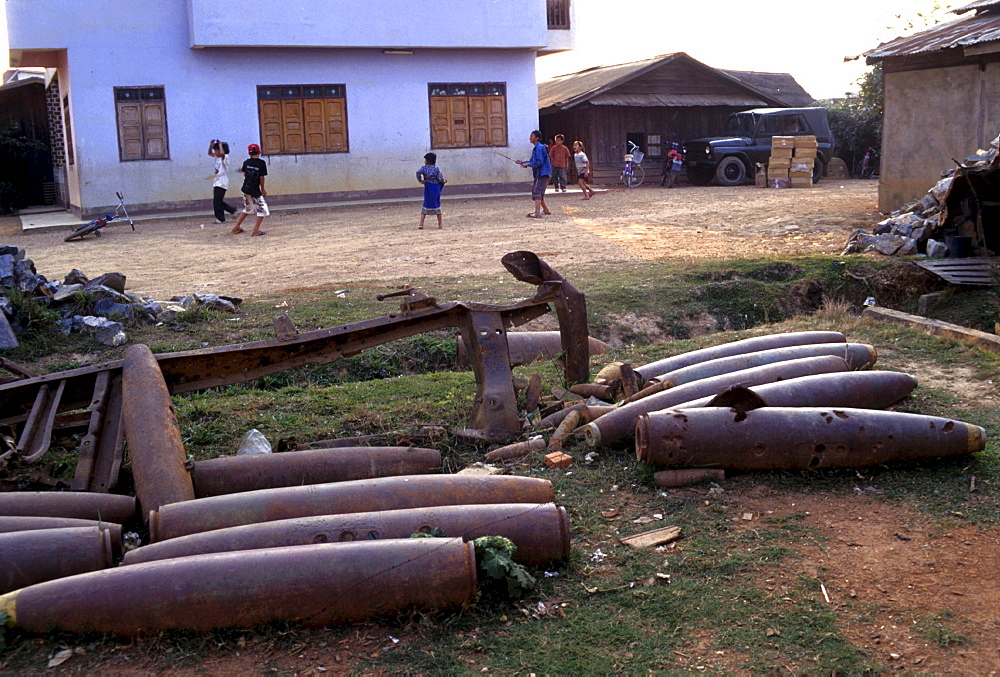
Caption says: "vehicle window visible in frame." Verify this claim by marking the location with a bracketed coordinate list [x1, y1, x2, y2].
[782, 115, 810, 135]
[757, 115, 782, 135]
[723, 114, 754, 136]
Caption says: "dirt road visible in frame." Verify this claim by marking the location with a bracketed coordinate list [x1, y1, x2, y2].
[6, 180, 880, 299]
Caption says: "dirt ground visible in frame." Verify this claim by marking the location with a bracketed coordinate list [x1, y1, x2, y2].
[3, 179, 999, 673]
[3, 180, 879, 300]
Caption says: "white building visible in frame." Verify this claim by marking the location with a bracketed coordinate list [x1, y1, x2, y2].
[7, 0, 574, 217]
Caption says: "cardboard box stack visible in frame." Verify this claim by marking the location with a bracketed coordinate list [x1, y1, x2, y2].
[790, 135, 818, 188]
[767, 136, 794, 188]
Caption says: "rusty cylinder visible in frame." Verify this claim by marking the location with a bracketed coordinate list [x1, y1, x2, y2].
[456, 332, 610, 369]
[122, 344, 195, 519]
[484, 438, 546, 462]
[0, 538, 477, 635]
[654, 469, 726, 488]
[569, 383, 614, 400]
[584, 355, 849, 447]
[636, 407, 986, 470]
[667, 370, 919, 411]
[150, 474, 555, 542]
[634, 331, 846, 383]
[0, 527, 115, 594]
[125, 502, 569, 567]
[0, 492, 136, 524]
[0, 517, 123, 555]
[189, 447, 442, 498]
[651, 343, 877, 388]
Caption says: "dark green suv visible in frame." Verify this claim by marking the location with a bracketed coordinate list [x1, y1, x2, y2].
[683, 107, 834, 186]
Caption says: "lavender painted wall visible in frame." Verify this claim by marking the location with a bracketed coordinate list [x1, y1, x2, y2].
[8, 1, 549, 215]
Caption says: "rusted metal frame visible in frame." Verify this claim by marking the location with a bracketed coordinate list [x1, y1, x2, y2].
[460, 310, 522, 437]
[70, 371, 109, 491]
[501, 251, 590, 384]
[0, 358, 38, 380]
[88, 373, 125, 493]
[17, 380, 67, 462]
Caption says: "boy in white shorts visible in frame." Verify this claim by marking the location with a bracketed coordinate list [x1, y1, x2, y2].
[231, 143, 269, 236]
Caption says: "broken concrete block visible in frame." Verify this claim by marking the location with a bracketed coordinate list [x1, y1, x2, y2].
[193, 293, 237, 313]
[930, 177, 953, 201]
[897, 237, 918, 257]
[64, 269, 89, 285]
[926, 239, 948, 258]
[872, 235, 907, 256]
[84, 272, 126, 295]
[52, 283, 84, 302]
[0, 254, 16, 288]
[0, 310, 18, 349]
[93, 297, 136, 321]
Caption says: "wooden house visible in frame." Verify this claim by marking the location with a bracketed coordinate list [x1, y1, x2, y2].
[537, 52, 812, 183]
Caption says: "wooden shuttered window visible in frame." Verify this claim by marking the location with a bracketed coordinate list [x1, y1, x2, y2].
[429, 83, 507, 149]
[114, 87, 169, 162]
[257, 85, 348, 155]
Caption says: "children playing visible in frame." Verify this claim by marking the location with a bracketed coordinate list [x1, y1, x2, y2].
[231, 143, 269, 237]
[573, 140, 596, 199]
[416, 152, 446, 229]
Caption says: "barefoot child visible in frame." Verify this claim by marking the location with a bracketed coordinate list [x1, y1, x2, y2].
[231, 143, 269, 237]
[416, 152, 446, 229]
[573, 140, 596, 199]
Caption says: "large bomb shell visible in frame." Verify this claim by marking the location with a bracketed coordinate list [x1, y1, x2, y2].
[670, 371, 918, 410]
[0, 538, 476, 635]
[151, 474, 555, 541]
[651, 343, 877, 388]
[634, 331, 846, 383]
[190, 447, 442, 497]
[636, 407, 985, 469]
[125, 503, 569, 566]
[584, 355, 849, 447]
[0, 527, 115, 593]
[0, 517, 123, 555]
[0, 492, 136, 524]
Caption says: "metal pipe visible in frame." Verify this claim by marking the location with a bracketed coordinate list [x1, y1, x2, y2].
[654, 468, 726, 488]
[650, 343, 877, 388]
[125, 502, 569, 566]
[189, 447, 442, 497]
[122, 345, 195, 520]
[0, 517, 123, 556]
[0, 527, 114, 594]
[484, 439, 546, 462]
[636, 407, 986, 469]
[0, 492, 135, 524]
[634, 331, 846, 383]
[0, 538, 477, 634]
[584, 355, 849, 447]
[150, 474, 555, 541]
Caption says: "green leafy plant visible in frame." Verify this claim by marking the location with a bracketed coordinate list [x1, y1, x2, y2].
[473, 535, 536, 598]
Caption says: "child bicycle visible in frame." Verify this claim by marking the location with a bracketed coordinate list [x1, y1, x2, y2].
[64, 192, 134, 242]
[621, 141, 645, 188]
[855, 147, 880, 179]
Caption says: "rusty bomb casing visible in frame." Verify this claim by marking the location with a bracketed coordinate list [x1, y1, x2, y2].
[654, 468, 726, 488]
[0, 538, 477, 635]
[636, 407, 986, 470]
[634, 331, 846, 383]
[650, 343, 877, 388]
[0, 492, 136, 524]
[0, 517, 123, 555]
[189, 446, 442, 497]
[150, 474, 555, 541]
[125, 502, 569, 566]
[0, 526, 115, 594]
[584, 355, 850, 447]
[122, 345, 195, 518]
[669, 370, 919, 411]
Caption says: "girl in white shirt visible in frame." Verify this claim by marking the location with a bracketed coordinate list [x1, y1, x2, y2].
[573, 140, 596, 200]
[207, 139, 237, 223]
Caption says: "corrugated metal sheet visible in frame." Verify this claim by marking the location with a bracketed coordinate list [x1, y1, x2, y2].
[589, 93, 768, 107]
[953, 0, 1000, 15]
[537, 54, 677, 110]
[721, 70, 815, 107]
[866, 11, 1000, 60]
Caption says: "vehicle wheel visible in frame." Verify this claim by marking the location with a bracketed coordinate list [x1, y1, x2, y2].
[812, 158, 825, 183]
[64, 223, 98, 242]
[624, 165, 644, 188]
[714, 157, 746, 186]
[686, 168, 713, 186]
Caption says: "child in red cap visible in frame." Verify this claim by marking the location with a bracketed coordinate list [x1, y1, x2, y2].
[232, 143, 269, 236]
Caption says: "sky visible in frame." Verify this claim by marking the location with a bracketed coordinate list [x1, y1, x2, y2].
[537, 0, 962, 99]
[2, 1, 958, 98]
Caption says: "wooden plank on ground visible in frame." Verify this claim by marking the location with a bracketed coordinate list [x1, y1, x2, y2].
[620, 525, 683, 549]
[915, 258, 994, 287]
[863, 307, 1000, 354]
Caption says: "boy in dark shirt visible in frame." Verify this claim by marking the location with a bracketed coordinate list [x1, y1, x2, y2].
[231, 143, 269, 236]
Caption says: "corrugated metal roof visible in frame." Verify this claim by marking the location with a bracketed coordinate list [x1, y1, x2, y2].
[589, 93, 769, 107]
[537, 54, 681, 110]
[953, 0, 1000, 15]
[721, 70, 815, 107]
[866, 10, 1000, 60]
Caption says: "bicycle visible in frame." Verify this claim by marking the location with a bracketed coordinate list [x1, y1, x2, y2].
[854, 147, 879, 179]
[621, 141, 645, 188]
[64, 192, 135, 242]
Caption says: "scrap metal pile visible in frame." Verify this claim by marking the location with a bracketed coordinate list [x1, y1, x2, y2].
[528, 330, 985, 484]
[842, 133, 1000, 258]
[0, 251, 581, 635]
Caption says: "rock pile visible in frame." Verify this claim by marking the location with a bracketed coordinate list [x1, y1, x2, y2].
[0, 246, 242, 349]
[842, 134, 999, 257]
